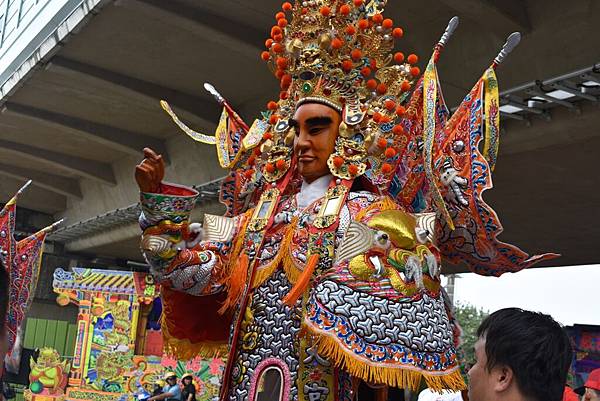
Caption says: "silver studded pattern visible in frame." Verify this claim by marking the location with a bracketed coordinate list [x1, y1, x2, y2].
[228, 269, 302, 401]
[314, 280, 453, 352]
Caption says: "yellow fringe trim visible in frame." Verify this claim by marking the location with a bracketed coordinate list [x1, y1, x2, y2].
[217, 210, 254, 314]
[161, 316, 228, 360]
[252, 217, 302, 288]
[251, 261, 279, 289]
[303, 322, 466, 392]
[223, 211, 252, 278]
[251, 216, 299, 288]
[282, 249, 304, 284]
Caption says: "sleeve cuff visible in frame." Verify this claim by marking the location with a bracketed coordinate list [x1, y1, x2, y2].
[140, 182, 199, 227]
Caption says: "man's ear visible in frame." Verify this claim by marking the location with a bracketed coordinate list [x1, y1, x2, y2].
[492, 364, 514, 393]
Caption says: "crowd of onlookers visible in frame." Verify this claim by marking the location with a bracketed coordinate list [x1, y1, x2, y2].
[0, 259, 597, 401]
[146, 371, 196, 401]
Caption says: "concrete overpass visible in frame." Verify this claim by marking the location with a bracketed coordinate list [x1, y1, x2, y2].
[1, 0, 599, 293]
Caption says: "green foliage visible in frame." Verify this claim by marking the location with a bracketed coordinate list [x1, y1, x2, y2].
[175, 361, 187, 378]
[454, 301, 489, 373]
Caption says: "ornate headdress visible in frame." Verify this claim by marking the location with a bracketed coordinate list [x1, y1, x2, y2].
[259, 0, 420, 182]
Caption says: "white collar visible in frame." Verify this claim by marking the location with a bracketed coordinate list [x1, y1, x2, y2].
[296, 174, 332, 210]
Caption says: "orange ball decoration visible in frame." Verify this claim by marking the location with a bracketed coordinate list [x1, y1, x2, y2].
[360, 67, 371, 77]
[353, 0, 363, 6]
[385, 99, 396, 111]
[276, 57, 288, 69]
[382, 19, 393, 29]
[271, 26, 282, 36]
[384, 147, 397, 158]
[381, 163, 393, 174]
[244, 169, 255, 179]
[254, 148, 262, 156]
[393, 52, 405, 63]
[280, 74, 292, 89]
[376, 83, 387, 94]
[261, 51, 271, 61]
[269, 114, 279, 124]
[333, 156, 344, 168]
[263, 132, 273, 140]
[392, 27, 404, 38]
[273, 43, 284, 53]
[348, 164, 359, 175]
[332, 38, 344, 49]
[370, 58, 377, 69]
[396, 105, 406, 116]
[410, 66, 420, 76]
[345, 25, 356, 35]
[401, 80, 411, 92]
[279, 91, 289, 100]
[273, 33, 283, 42]
[380, 116, 391, 124]
[320, 6, 331, 16]
[267, 101, 278, 111]
[265, 163, 275, 174]
[342, 60, 354, 72]
[247, 156, 256, 166]
[358, 19, 369, 30]
[366, 79, 378, 90]
[282, 2, 293, 11]
[275, 11, 285, 20]
[372, 14, 383, 23]
[392, 124, 404, 135]
[275, 69, 285, 79]
[407, 53, 419, 64]
[372, 112, 382, 123]
[351, 49, 362, 61]
[277, 18, 288, 27]
[265, 38, 273, 48]
[340, 4, 351, 15]
[301, 7, 308, 15]
[377, 138, 388, 148]
[276, 159, 286, 170]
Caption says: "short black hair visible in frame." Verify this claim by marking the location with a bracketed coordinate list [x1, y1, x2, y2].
[477, 308, 572, 401]
[0, 259, 8, 332]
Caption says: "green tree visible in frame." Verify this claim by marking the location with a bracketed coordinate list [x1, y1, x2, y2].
[454, 301, 489, 375]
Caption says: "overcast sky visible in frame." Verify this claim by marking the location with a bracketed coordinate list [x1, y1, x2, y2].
[449, 264, 600, 327]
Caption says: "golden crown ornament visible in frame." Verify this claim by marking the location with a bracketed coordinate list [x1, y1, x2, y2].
[260, 0, 420, 181]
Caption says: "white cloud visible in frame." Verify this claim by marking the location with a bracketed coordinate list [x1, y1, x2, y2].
[449, 265, 600, 326]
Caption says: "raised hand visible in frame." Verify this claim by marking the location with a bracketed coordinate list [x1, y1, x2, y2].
[135, 147, 165, 193]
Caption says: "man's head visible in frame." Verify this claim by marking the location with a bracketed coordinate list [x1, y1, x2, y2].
[580, 368, 600, 401]
[290, 102, 341, 183]
[0, 260, 8, 378]
[163, 372, 177, 386]
[468, 308, 572, 401]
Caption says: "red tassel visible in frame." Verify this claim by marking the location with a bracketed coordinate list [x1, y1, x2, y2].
[218, 253, 249, 314]
[282, 253, 320, 306]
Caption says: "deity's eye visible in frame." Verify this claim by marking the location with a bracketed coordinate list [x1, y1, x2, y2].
[199, 252, 210, 263]
[375, 231, 390, 247]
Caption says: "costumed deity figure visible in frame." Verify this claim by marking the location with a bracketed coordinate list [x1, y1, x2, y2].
[136, 2, 558, 400]
[27, 347, 70, 397]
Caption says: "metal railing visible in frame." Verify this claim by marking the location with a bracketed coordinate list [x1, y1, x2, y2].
[497, 63, 600, 123]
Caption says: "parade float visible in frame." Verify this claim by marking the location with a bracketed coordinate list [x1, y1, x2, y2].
[48, 267, 224, 401]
